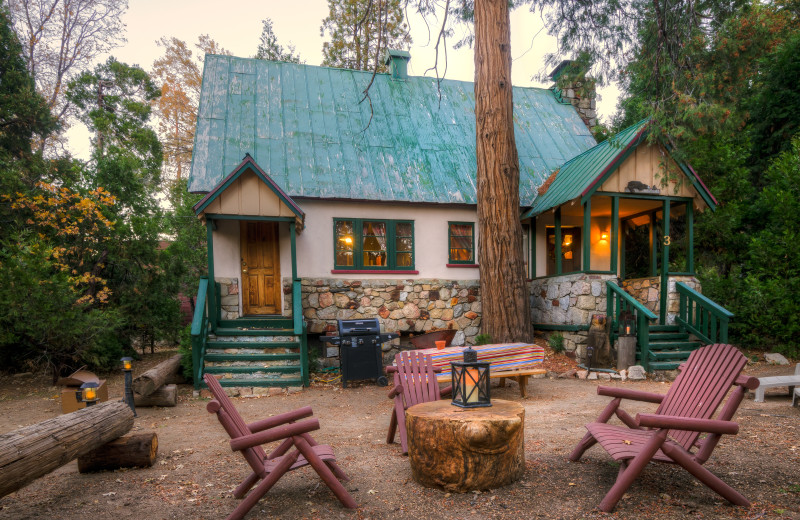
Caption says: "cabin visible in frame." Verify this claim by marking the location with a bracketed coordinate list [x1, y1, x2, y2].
[187, 52, 732, 389]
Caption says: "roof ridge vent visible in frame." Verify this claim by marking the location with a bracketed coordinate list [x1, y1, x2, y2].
[383, 49, 410, 80]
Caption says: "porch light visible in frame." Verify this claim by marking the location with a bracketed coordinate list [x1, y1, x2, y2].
[77, 382, 99, 406]
[451, 347, 491, 408]
[121, 357, 133, 371]
[600, 232, 609, 241]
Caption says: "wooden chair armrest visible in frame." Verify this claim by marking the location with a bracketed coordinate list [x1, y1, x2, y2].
[735, 375, 760, 390]
[247, 406, 314, 433]
[597, 386, 665, 403]
[432, 367, 443, 373]
[385, 366, 397, 374]
[636, 414, 739, 435]
[230, 418, 321, 451]
[439, 385, 452, 397]
[388, 385, 403, 398]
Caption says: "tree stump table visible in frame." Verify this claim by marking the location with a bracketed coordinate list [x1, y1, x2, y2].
[406, 399, 524, 492]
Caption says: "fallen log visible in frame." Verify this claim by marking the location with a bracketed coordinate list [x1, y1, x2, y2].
[164, 372, 187, 385]
[133, 354, 182, 396]
[133, 384, 177, 407]
[0, 401, 133, 498]
[77, 432, 158, 473]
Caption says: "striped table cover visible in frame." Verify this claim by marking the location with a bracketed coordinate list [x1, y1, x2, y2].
[413, 343, 545, 382]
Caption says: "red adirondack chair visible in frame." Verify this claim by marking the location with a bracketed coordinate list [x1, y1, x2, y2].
[386, 350, 452, 455]
[203, 374, 356, 519]
[569, 343, 760, 512]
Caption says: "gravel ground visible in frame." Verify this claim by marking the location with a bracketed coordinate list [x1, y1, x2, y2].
[0, 348, 798, 520]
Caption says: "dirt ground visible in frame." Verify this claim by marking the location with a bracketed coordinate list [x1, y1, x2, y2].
[0, 349, 798, 520]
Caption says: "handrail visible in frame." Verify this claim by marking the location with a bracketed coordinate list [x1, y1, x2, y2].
[606, 281, 657, 372]
[676, 282, 733, 344]
[607, 282, 658, 320]
[292, 279, 302, 335]
[190, 277, 210, 389]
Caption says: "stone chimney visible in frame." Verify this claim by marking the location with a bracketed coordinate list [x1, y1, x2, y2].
[549, 60, 597, 129]
[384, 49, 410, 80]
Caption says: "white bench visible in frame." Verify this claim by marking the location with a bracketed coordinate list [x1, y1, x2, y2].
[793, 386, 799, 407]
[755, 363, 800, 403]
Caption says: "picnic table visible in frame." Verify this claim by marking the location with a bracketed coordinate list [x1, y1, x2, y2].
[413, 343, 545, 397]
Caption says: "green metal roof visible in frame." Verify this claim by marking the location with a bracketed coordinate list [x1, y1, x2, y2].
[187, 55, 597, 204]
[522, 119, 650, 218]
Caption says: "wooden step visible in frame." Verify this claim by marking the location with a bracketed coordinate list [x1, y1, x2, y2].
[219, 318, 293, 329]
[213, 328, 295, 337]
[205, 378, 304, 388]
[206, 341, 299, 350]
[649, 325, 680, 332]
[649, 341, 702, 350]
[648, 332, 690, 341]
[203, 366, 301, 375]
[205, 353, 301, 363]
[649, 350, 697, 361]
[647, 361, 683, 371]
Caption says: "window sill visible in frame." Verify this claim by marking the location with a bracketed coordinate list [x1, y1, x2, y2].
[446, 263, 479, 268]
[331, 269, 419, 275]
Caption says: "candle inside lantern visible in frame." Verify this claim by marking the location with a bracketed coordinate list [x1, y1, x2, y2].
[626, 325, 631, 335]
[465, 368, 479, 403]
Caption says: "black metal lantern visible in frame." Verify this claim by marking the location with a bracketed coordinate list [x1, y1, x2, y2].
[619, 310, 636, 337]
[77, 381, 99, 406]
[451, 346, 491, 408]
[121, 357, 137, 416]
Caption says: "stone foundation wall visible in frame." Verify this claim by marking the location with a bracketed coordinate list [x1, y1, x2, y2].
[283, 277, 482, 346]
[217, 277, 240, 320]
[529, 273, 618, 358]
[620, 276, 701, 324]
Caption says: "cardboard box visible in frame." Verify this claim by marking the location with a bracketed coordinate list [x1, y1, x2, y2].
[58, 369, 109, 413]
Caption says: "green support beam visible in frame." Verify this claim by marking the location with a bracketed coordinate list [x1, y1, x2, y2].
[289, 221, 298, 280]
[583, 199, 591, 271]
[660, 200, 671, 325]
[531, 217, 537, 278]
[687, 203, 694, 274]
[555, 207, 562, 275]
[650, 211, 658, 277]
[611, 196, 619, 274]
[205, 219, 218, 332]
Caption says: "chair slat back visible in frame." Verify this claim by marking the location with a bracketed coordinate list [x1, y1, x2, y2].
[396, 351, 440, 409]
[204, 374, 269, 461]
[656, 344, 747, 450]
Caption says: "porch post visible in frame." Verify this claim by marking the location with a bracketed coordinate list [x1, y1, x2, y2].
[660, 200, 670, 324]
[583, 198, 591, 271]
[531, 217, 537, 278]
[611, 196, 619, 275]
[687, 203, 694, 273]
[290, 221, 298, 280]
[555, 207, 562, 275]
[649, 211, 658, 277]
[206, 218, 218, 332]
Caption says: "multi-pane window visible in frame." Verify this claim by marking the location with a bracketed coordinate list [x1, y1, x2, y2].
[334, 219, 415, 270]
[448, 222, 475, 264]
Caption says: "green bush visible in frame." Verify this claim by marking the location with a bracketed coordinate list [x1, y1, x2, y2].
[548, 332, 565, 354]
[473, 333, 492, 346]
[178, 325, 194, 382]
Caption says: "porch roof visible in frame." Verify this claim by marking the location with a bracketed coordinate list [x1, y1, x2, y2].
[521, 119, 718, 218]
[187, 54, 597, 205]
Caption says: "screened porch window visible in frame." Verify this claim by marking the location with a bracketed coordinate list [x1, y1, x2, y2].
[334, 218, 415, 270]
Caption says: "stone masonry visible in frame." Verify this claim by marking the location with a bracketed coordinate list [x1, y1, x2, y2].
[529, 273, 617, 359]
[620, 275, 701, 325]
[283, 277, 482, 348]
[217, 277, 239, 320]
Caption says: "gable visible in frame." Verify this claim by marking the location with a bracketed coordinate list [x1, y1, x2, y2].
[188, 55, 597, 204]
[198, 168, 299, 218]
[596, 143, 708, 210]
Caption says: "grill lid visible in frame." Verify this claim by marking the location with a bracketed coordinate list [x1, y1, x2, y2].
[337, 318, 381, 336]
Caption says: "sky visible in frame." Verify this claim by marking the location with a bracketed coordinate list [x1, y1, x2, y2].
[66, 0, 621, 159]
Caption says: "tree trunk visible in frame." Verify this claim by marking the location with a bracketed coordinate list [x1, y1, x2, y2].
[133, 354, 182, 396]
[0, 401, 134, 498]
[406, 399, 525, 492]
[134, 384, 177, 407]
[77, 432, 158, 473]
[474, 0, 534, 343]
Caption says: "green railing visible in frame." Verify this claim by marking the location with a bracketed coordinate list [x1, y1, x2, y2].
[190, 277, 210, 389]
[607, 281, 658, 371]
[292, 279, 310, 386]
[676, 282, 733, 344]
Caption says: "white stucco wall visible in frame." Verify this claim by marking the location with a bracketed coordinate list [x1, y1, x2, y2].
[289, 199, 480, 279]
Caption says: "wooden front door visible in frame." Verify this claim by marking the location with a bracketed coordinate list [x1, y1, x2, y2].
[241, 222, 281, 315]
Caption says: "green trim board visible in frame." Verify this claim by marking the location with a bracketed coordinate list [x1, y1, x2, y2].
[660, 200, 670, 324]
[205, 214, 295, 222]
[333, 218, 416, 271]
[448, 221, 475, 264]
[611, 196, 619, 273]
[205, 220, 217, 332]
[193, 154, 306, 222]
[554, 208, 562, 275]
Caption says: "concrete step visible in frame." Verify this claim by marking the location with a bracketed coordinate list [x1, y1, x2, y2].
[206, 340, 300, 350]
[213, 327, 295, 337]
[219, 318, 293, 329]
[204, 365, 301, 375]
[204, 377, 304, 388]
[204, 353, 301, 363]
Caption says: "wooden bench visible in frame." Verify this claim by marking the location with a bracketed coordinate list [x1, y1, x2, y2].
[754, 364, 800, 403]
[495, 368, 547, 398]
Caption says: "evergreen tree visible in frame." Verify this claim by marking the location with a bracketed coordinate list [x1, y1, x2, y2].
[321, 0, 411, 72]
[255, 18, 302, 63]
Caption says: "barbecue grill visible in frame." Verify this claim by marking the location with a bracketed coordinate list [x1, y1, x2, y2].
[325, 318, 398, 388]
